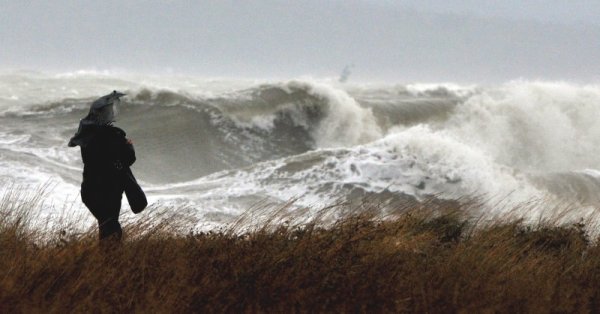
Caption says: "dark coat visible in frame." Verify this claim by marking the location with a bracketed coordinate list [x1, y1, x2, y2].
[69, 123, 146, 238]
[80, 125, 135, 212]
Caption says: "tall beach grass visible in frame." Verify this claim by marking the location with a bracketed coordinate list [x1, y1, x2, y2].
[1, 188, 600, 312]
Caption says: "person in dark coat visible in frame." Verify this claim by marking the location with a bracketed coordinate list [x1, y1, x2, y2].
[69, 91, 145, 241]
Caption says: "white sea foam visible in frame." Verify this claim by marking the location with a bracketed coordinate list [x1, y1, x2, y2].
[150, 125, 545, 216]
[447, 80, 600, 173]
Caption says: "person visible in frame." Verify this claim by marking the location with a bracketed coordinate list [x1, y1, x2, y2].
[68, 91, 146, 241]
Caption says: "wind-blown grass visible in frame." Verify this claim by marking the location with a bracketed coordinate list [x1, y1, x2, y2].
[1, 190, 600, 312]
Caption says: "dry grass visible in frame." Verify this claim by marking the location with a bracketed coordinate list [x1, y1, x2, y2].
[2, 191, 600, 313]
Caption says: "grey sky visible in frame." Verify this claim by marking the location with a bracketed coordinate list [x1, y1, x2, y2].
[1, 0, 599, 82]
[388, 0, 600, 25]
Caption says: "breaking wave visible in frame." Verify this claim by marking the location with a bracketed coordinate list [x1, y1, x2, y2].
[2, 71, 600, 226]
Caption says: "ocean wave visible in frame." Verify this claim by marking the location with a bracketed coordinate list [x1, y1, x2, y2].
[2, 73, 600, 225]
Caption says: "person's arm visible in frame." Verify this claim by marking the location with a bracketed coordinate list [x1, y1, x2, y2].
[120, 136, 136, 167]
[112, 127, 136, 167]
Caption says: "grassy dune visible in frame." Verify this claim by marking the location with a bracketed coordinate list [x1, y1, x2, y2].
[2, 192, 600, 312]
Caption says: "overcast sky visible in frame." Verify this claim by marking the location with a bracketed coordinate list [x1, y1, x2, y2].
[1, 0, 599, 82]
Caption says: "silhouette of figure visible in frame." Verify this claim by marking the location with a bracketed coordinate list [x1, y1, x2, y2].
[69, 91, 146, 241]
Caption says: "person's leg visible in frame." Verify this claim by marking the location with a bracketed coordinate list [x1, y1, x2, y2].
[98, 188, 124, 241]
[98, 217, 122, 241]
[82, 177, 124, 242]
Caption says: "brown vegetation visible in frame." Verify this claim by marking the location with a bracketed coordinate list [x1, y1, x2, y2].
[1, 192, 600, 313]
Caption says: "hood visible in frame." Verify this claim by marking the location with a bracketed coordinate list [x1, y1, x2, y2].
[68, 90, 126, 147]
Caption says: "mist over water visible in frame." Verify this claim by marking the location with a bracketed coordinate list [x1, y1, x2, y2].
[2, 71, 600, 227]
